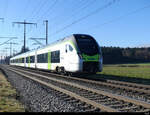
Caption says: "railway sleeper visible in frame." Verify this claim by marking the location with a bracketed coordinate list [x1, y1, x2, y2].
[110, 103, 130, 109]
[81, 104, 93, 109]
[84, 107, 101, 112]
[119, 106, 139, 112]
[63, 97, 72, 101]
[104, 101, 121, 106]
[96, 99, 112, 103]
[136, 109, 150, 112]
[67, 99, 80, 103]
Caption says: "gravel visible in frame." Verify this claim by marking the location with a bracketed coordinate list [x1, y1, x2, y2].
[0, 65, 88, 112]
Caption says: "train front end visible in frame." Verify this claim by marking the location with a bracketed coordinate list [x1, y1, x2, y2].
[74, 34, 103, 74]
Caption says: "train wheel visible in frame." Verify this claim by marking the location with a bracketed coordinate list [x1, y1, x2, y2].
[68, 72, 74, 77]
[56, 67, 60, 74]
[60, 67, 66, 75]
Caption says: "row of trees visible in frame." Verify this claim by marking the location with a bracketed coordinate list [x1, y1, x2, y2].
[101, 46, 150, 64]
[1, 46, 29, 64]
[2, 46, 150, 64]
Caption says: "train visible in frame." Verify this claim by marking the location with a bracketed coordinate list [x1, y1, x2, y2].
[10, 34, 103, 75]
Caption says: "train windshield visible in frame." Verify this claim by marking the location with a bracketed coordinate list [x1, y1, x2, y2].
[75, 35, 100, 55]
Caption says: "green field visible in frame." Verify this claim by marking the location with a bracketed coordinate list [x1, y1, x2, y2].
[97, 63, 150, 80]
[94, 63, 150, 85]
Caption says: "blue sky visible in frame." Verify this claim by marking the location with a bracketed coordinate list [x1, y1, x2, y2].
[0, 0, 150, 57]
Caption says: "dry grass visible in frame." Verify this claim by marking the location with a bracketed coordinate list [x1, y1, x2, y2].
[0, 71, 25, 112]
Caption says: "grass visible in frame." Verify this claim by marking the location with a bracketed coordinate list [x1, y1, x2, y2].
[0, 71, 25, 112]
[97, 63, 150, 80]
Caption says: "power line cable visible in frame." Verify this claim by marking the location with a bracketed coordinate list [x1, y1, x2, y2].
[52, 0, 96, 27]
[30, 0, 84, 35]
[0, 37, 18, 46]
[28, 0, 59, 36]
[17, 0, 30, 21]
[49, 0, 88, 24]
[85, 3, 150, 31]
[30, 0, 49, 20]
[50, 0, 120, 36]
[26, 0, 41, 18]
[3, 0, 8, 19]
[36, 0, 58, 22]
[24, 0, 32, 19]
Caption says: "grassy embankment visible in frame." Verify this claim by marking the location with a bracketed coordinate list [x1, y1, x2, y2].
[0, 71, 25, 112]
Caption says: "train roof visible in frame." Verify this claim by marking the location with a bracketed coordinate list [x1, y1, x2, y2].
[11, 34, 92, 59]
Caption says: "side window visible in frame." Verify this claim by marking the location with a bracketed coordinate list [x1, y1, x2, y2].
[37, 53, 48, 63]
[51, 50, 60, 63]
[26, 57, 28, 63]
[65, 44, 73, 53]
[69, 45, 73, 52]
[30, 56, 35, 63]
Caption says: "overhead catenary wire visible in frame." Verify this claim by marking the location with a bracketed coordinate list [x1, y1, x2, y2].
[24, 0, 32, 20]
[49, 0, 89, 24]
[36, 0, 58, 22]
[26, 0, 41, 19]
[0, 37, 18, 46]
[28, 0, 58, 36]
[29, 0, 49, 21]
[47, 0, 87, 24]
[85, 3, 150, 31]
[29, 0, 87, 38]
[52, 0, 96, 27]
[3, 0, 8, 20]
[50, 0, 120, 36]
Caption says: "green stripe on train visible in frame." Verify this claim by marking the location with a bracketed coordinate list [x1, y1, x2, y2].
[48, 51, 51, 70]
[82, 53, 100, 62]
[28, 56, 30, 67]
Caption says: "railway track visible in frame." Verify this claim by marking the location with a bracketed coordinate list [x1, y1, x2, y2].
[5, 65, 150, 112]
[10, 65, 150, 103]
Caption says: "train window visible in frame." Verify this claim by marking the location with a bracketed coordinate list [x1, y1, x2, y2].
[37, 53, 48, 63]
[51, 50, 60, 63]
[75, 35, 99, 55]
[19, 58, 22, 63]
[26, 57, 29, 63]
[69, 45, 73, 52]
[22, 58, 24, 63]
[30, 56, 35, 63]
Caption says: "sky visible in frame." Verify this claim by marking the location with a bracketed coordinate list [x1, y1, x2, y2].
[0, 0, 150, 57]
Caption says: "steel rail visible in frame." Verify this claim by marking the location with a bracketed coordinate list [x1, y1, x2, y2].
[9, 65, 150, 94]
[7, 67, 118, 112]
[8, 67, 150, 110]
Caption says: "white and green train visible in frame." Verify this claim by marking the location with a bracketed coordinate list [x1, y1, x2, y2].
[10, 34, 103, 74]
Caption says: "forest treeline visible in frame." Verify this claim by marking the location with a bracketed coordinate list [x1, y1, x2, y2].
[2, 46, 150, 65]
[101, 47, 150, 64]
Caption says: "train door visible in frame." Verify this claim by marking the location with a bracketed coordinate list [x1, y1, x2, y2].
[64, 44, 75, 71]
[24, 57, 26, 67]
[35, 51, 37, 68]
